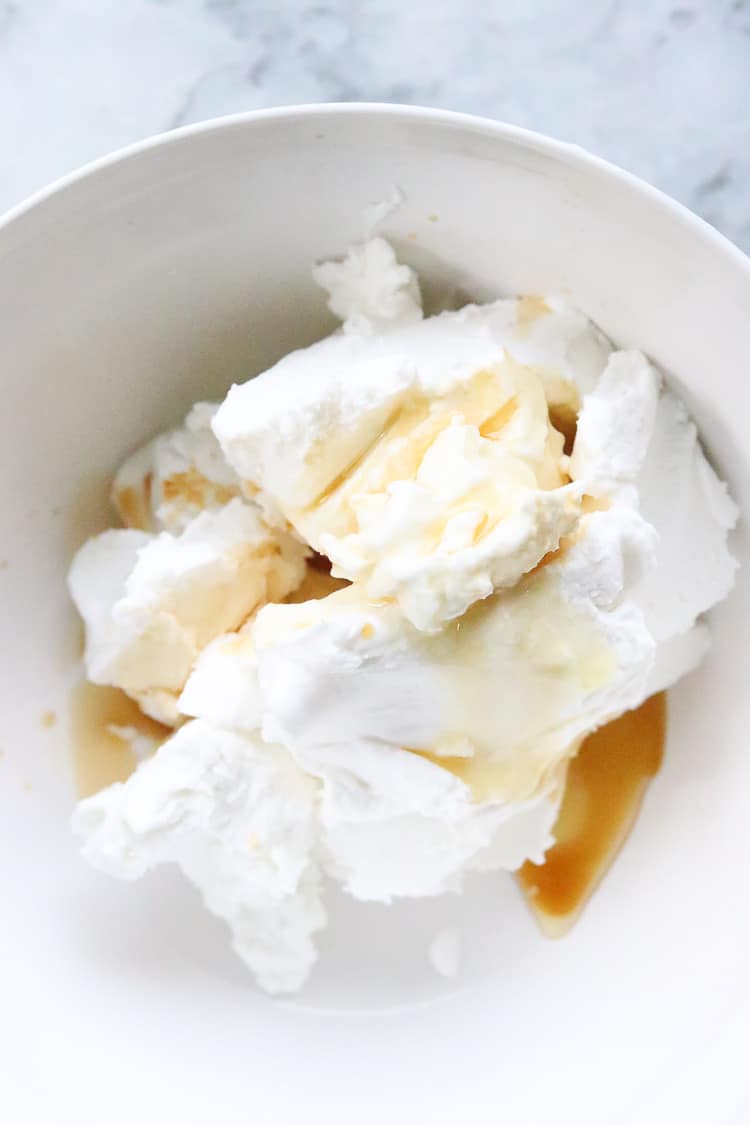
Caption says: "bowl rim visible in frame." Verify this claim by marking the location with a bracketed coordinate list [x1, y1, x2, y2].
[1, 101, 749, 279]
[2, 101, 748, 1116]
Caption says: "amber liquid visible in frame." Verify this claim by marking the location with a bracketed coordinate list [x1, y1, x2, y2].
[71, 682, 170, 798]
[517, 692, 666, 935]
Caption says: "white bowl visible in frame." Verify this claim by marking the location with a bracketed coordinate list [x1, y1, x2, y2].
[1, 105, 748, 1123]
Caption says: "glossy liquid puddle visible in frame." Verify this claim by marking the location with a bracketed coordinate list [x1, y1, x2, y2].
[71, 681, 170, 799]
[518, 692, 666, 934]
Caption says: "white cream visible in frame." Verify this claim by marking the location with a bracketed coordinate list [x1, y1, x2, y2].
[645, 625, 711, 696]
[178, 624, 262, 732]
[180, 594, 570, 903]
[311, 739, 561, 901]
[212, 288, 611, 525]
[312, 236, 423, 335]
[180, 506, 654, 914]
[214, 312, 599, 630]
[630, 389, 738, 642]
[73, 719, 325, 995]
[569, 350, 660, 499]
[313, 362, 582, 631]
[183, 515, 655, 801]
[71, 238, 738, 995]
[113, 402, 242, 533]
[571, 351, 738, 681]
[69, 499, 306, 724]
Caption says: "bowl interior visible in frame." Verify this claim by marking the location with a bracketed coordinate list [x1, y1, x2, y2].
[1, 107, 748, 1122]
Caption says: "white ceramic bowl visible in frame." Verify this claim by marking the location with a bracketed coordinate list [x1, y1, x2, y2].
[1, 105, 748, 1124]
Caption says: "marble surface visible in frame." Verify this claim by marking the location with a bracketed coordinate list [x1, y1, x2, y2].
[0, 0, 748, 251]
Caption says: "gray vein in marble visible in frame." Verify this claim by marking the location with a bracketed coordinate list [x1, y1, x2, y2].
[0, 1, 18, 37]
[0, 0, 748, 251]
